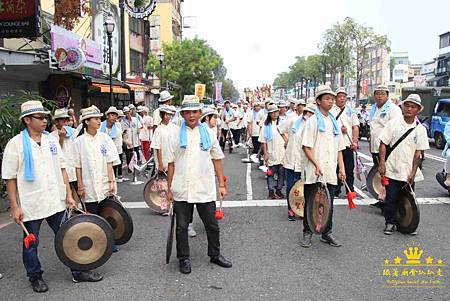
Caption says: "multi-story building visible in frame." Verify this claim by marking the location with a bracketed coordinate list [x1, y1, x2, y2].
[364, 43, 391, 94]
[429, 31, 450, 87]
[421, 60, 437, 84]
[149, 0, 183, 53]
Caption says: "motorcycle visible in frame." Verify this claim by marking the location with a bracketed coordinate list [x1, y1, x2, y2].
[357, 113, 370, 140]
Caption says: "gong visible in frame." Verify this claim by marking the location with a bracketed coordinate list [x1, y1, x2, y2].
[99, 197, 134, 245]
[367, 165, 384, 200]
[289, 180, 305, 218]
[396, 187, 420, 234]
[55, 213, 114, 271]
[307, 182, 332, 235]
[436, 171, 450, 195]
[143, 174, 169, 214]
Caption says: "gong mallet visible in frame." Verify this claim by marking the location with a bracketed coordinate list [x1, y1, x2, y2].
[20, 222, 37, 249]
[343, 181, 357, 210]
[215, 176, 227, 220]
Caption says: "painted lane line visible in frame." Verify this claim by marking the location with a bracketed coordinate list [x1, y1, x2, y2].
[0, 222, 11, 230]
[354, 186, 370, 199]
[246, 161, 253, 201]
[425, 154, 446, 163]
[357, 152, 373, 162]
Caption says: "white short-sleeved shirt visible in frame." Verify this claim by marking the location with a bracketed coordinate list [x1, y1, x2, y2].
[369, 102, 402, 153]
[150, 122, 179, 170]
[258, 121, 286, 166]
[231, 108, 246, 130]
[379, 118, 429, 182]
[247, 109, 262, 137]
[256, 109, 267, 126]
[221, 108, 237, 130]
[104, 122, 123, 155]
[50, 129, 78, 182]
[302, 114, 346, 185]
[279, 116, 307, 172]
[73, 132, 120, 203]
[153, 107, 162, 126]
[121, 117, 141, 148]
[331, 105, 360, 147]
[168, 125, 224, 203]
[139, 115, 153, 141]
[2, 133, 67, 222]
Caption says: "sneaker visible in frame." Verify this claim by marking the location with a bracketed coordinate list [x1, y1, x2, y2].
[179, 259, 192, 274]
[383, 224, 396, 235]
[116, 178, 123, 183]
[188, 223, 197, 237]
[288, 210, 296, 221]
[445, 180, 450, 187]
[30, 276, 48, 293]
[72, 271, 103, 283]
[268, 191, 276, 199]
[122, 177, 130, 182]
[275, 190, 285, 199]
[300, 232, 312, 248]
[320, 233, 342, 247]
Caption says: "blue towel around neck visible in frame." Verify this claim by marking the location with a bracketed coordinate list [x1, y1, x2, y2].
[369, 100, 391, 121]
[63, 125, 74, 138]
[291, 116, 304, 134]
[315, 109, 340, 136]
[22, 129, 35, 181]
[100, 121, 117, 138]
[264, 122, 274, 141]
[179, 120, 212, 151]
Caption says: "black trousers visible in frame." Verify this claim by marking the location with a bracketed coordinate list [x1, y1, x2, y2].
[251, 136, 260, 154]
[220, 129, 230, 150]
[124, 146, 141, 167]
[303, 183, 337, 235]
[231, 128, 242, 145]
[174, 201, 220, 260]
[337, 148, 355, 192]
[384, 178, 414, 225]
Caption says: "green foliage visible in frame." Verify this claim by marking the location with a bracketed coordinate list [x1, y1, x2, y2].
[221, 78, 239, 101]
[146, 38, 226, 102]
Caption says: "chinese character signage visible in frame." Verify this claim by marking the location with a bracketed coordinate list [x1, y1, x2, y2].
[215, 82, 223, 102]
[0, 0, 40, 38]
[124, 0, 156, 19]
[195, 83, 206, 100]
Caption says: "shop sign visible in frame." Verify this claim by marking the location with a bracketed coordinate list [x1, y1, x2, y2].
[0, 0, 40, 38]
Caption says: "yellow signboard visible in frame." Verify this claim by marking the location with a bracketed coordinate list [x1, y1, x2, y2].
[195, 83, 206, 100]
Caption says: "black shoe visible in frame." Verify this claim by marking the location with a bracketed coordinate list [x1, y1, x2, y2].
[72, 271, 103, 283]
[300, 232, 312, 248]
[320, 233, 342, 247]
[370, 201, 384, 208]
[30, 277, 48, 293]
[179, 259, 192, 274]
[384, 224, 396, 235]
[210, 255, 232, 268]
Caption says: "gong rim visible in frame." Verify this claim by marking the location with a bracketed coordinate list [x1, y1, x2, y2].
[436, 171, 450, 194]
[289, 180, 305, 217]
[143, 177, 169, 213]
[55, 214, 114, 271]
[367, 165, 384, 199]
[396, 188, 420, 234]
[99, 198, 134, 245]
[307, 183, 332, 235]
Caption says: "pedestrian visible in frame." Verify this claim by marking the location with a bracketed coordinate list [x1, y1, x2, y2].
[286, 98, 297, 118]
[368, 85, 402, 209]
[247, 102, 263, 160]
[138, 106, 153, 161]
[100, 106, 124, 182]
[116, 109, 128, 181]
[151, 105, 177, 173]
[219, 100, 237, 151]
[377, 94, 429, 235]
[153, 90, 174, 129]
[301, 85, 346, 248]
[121, 106, 142, 168]
[201, 107, 220, 129]
[278, 101, 289, 124]
[167, 95, 232, 274]
[1, 101, 79, 292]
[331, 87, 360, 196]
[279, 100, 314, 221]
[259, 103, 287, 199]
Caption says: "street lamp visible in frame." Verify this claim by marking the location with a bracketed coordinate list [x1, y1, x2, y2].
[157, 50, 165, 90]
[104, 16, 115, 106]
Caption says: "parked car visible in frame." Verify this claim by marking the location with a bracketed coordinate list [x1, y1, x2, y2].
[430, 99, 450, 149]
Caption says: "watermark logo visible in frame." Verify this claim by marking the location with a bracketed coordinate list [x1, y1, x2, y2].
[382, 244, 446, 288]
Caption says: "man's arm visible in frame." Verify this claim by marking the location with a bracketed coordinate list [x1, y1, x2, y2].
[378, 142, 387, 176]
[303, 146, 322, 176]
[167, 162, 174, 202]
[408, 150, 422, 185]
[212, 159, 227, 199]
[6, 179, 22, 224]
[61, 168, 76, 208]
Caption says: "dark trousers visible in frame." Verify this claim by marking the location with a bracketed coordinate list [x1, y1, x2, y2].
[113, 162, 122, 178]
[251, 136, 260, 154]
[219, 129, 230, 150]
[267, 164, 284, 192]
[125, 146, 141, 167]
[303, 183, 337, 235]
[22, 210, 66, 281]
[337, 148, 355, 193]
[384, 178, 414, 225]
[174, 201, 220, 260]
[285, 168, 301, 211]
[231, 128, 242, 145]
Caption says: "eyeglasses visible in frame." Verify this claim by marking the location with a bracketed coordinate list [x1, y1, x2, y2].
[31, 115, 48, 120]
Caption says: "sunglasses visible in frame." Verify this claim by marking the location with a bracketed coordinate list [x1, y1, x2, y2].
[31, 115, 48, 120]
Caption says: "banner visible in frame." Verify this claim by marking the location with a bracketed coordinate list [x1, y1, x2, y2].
[215, 82, 223, 102]
[195, 83, 206, 100]
[124, 0, 156, 19]
[0, 0, 40, 38]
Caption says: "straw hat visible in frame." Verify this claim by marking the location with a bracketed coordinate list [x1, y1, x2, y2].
[80, 105, 103, 122]
[201, 107, 219, 119]
[136, 105, 144, 113]
[160, 105, 176, 114]
[180, 95, 204, 111]
[53, 108, 70, 120]
[277, 101, 288, 108]
[128, 104, 136, 109]
[297, 99, 306, 105]
[306, 97, 316, 104]
[304, 103, 317, 114]
[335, 87, 348, 95]
[267, 104, 279, 113]
[315, 85, 336, 100]
[159, 90, 174, 103]
[105, 106, 120, 115]
[374, 85, 389, 93]
[20, 100, 49, 120]
[117, 110, 125, 117]
[123, 106, 130, 113]
[401, 94, 424, 112]
[224, 99, 231, 105]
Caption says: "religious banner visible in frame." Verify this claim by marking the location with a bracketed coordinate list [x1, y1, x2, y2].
[0, 0, 40, 38]
[195, 83, 206, 100]
[215, 82, 223, 102]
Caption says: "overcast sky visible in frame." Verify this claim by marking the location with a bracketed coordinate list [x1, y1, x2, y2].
[182, 0, 449, 90]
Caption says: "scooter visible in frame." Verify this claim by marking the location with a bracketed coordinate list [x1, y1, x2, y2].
[358, 113, 370, 140]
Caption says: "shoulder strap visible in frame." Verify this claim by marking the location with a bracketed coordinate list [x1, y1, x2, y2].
[335, 107, 345, 120]
[386, 122, 418, 160]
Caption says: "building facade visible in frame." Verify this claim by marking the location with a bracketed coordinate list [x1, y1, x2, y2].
[149, 0, 183, 53]
[364, 43, 391, 93]
[429, 31, 450, 87]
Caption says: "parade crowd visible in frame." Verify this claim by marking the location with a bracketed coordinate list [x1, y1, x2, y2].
[3, 83, 449, 293]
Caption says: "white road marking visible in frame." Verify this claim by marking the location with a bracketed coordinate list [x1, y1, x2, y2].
[123, 198, 450, 209]
[425, 153, 446, 163]
[354, 186, 370, 199]
[357, 152, 373, 162]
[246, 161, 253, 201]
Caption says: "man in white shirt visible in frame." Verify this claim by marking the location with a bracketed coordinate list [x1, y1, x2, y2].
[167, 95, 231, 274]
[153, 90, 174, 130]
[101, 106, 124, 181]
[121, 106, 142, 168]
[219, 100, 236, 151]
[247, 102, 262, 157]
[2, 101, 76, 292]
[138, 106, 153, 161]
[378, 94, 429, 235]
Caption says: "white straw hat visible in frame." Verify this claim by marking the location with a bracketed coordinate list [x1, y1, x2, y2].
[53, 108, 70, 120]
[20, 100, 49, 120]
[80, 105, 103, 122]
[159, 90, 174, 103]
[180, 95, 204, 111]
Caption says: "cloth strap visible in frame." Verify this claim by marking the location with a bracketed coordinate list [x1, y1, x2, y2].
[385, 122, 418, 160]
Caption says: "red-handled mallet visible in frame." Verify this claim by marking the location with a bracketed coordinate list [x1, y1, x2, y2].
[381, 176, 389, 186]
[344, 181, 357, 210]
[20, 222, 37, 249]
[215, 176, 227, 220]
[266, 168, 273, 176]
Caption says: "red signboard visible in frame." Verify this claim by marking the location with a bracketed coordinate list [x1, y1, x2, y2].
[0, 0, 40, 38]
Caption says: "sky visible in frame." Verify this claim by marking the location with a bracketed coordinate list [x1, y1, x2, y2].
[182, 0, 450, 91]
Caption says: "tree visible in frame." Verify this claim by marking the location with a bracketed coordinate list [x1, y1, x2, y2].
[221, 78, 239, 100]
[146, 38, 225, 101]
[54, 0, 91, 30]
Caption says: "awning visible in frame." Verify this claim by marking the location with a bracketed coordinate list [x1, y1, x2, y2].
[91, 83, 129, 94]
[127, 83, 146, 92]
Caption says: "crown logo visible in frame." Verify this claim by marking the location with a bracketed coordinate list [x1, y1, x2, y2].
[404, 247, 423, 265]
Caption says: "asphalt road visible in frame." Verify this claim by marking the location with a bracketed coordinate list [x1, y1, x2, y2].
[0, 141, 449, 300]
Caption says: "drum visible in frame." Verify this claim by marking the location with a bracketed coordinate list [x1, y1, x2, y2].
[55, 211, 114, 271]
[99, 196, 134, 245]
[366, 165, 384, 199]
[143, 173, 169, 214]
[396, 186, 420, 234]
[288, 180, 305, 218]
[307, 182, 332, 234]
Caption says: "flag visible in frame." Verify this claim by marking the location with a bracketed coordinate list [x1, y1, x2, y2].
[215, 82, 223, 102]
[195, 83, 206, 100]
